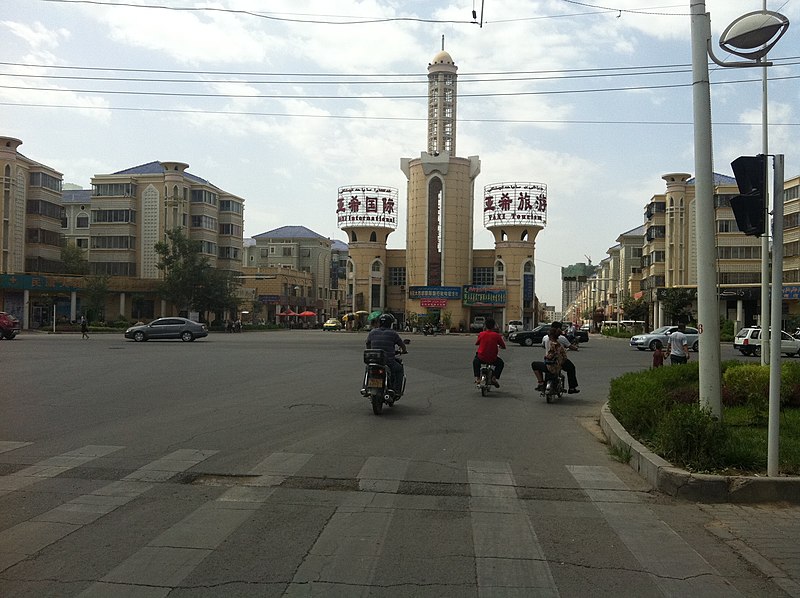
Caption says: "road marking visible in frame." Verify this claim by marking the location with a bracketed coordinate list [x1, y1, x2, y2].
[468, 460, 560, 597]
[123, 448, 218, 482]
[0, 441, 32, 454]
[568, 465, 743, 597]
[357, 456, 410, 493]
[0, 444, 123, 496]
[0, 447, 222, 574]
[78, 452, 311, 597]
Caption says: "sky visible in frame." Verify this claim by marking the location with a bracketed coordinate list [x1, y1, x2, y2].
[1, 0, 798, 311]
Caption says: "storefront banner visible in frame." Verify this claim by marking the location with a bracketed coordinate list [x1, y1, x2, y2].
[408, 286, 461, 300]
[462, 286, 507, 306]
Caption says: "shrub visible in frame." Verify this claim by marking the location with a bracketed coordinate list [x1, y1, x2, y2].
[654, 404, 728, 471]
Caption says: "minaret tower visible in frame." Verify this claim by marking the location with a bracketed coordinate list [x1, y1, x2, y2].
[401, 44, 480, 328]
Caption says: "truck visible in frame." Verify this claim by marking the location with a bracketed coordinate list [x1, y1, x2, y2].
[0, 312, 21, 340]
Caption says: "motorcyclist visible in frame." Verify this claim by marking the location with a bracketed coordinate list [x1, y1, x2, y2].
[473, 317, 506, 387]
[531, 321, 580, 394]
[366, 314, 407, 396]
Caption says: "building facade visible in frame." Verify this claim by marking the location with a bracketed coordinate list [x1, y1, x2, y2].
[339, 49, 545, 331]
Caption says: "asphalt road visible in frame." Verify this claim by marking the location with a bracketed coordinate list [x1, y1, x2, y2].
[0, 331, 788, 596]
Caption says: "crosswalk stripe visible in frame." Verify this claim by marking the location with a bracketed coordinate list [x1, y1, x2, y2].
[0, 441, 32, 455]
[0, 447, 218, 575]
[357, 456, 410, 493]
[0, 444, 123, 496]
[78, 452, 312, 597]
[468, 460, 560, 597]
[568, 465, 743, 597]
[123, 448, 218, 482]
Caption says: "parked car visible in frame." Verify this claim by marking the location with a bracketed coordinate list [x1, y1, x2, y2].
[124, 317, 208, 342]
[470, 316, 487, 332]
[629, 325, 699, 352]
[507, 320, 523, 335]
[322, 318, 342, 331]
[734, 326, 800, 357]
[0, 311, 21, 340]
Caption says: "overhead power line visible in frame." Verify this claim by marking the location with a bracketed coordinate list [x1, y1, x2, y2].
[2, 101, 796, 127]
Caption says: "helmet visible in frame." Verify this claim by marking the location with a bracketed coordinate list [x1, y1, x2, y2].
[378, 314, 394, 328]
[551, 321, 563, 330]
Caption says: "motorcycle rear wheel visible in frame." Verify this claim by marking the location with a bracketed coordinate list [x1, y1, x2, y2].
[371, 395, 383, 415]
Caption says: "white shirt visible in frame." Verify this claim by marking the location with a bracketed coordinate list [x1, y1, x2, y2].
[542, 335, 571, 352]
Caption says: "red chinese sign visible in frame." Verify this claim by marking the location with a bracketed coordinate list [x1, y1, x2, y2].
[336, 185, 398, 230]
[483, 182, 547, 228]
[420, 299, 448, 308]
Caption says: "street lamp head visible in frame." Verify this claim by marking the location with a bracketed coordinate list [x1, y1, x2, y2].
[720, 10, 789, 60]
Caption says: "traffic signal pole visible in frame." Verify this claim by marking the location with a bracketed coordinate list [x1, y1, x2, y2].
[768, 154, 784, 477]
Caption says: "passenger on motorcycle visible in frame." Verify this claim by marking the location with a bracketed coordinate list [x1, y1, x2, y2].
[473, 317, 506, 387]
[366, 314, 407, 395]
[531, 321, 580, 394]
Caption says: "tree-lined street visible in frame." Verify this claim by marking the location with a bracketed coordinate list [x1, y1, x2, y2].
[1, 331, 797, 596]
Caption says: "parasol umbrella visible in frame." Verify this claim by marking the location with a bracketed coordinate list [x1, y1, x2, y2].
[278, 309, 298, 316]
[354, 310, 369, 315]
[368, 310, 384, 321]
[298, 310, 317, 317]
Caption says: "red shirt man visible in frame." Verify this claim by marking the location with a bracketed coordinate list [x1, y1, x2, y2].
[473, 317, 506, 387]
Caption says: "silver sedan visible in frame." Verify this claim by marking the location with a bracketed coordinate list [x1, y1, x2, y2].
[124, 317, 208, 342]
[629, 325, 699, 352]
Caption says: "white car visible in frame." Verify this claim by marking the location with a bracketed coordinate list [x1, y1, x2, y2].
[630, 325, 699, 352]
[733, 327, 800, 357]
[507, 320, 523, 334]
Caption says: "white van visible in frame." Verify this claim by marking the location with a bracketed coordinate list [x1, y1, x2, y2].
[507, 320, 523, 334]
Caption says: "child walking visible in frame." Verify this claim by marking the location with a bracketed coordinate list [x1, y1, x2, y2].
[652, 345, 664, 368]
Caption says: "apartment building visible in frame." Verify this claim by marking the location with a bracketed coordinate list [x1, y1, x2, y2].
[243, 225, 345, 323]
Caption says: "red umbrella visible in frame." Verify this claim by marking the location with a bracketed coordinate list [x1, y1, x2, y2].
[278, 309, 298, 316]
[298, 311, 317, 317]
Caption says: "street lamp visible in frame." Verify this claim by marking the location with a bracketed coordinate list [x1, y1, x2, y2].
[691, 3, 789, 473]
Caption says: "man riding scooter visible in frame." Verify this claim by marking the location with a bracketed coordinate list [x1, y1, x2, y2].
[473, 317, 506, 387]
[531, 321, 580, 394]
[365, 314, 407, 396]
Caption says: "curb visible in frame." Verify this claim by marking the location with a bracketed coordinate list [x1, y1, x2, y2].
[599, 402, 800, 504]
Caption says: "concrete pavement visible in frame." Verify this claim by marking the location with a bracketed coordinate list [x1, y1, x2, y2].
[601, 402, 800, 596]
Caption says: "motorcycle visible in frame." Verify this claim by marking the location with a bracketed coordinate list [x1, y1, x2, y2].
[360, 340, 410, 415]
[541, 359, 565, 403]
[477, 362, 495, 396]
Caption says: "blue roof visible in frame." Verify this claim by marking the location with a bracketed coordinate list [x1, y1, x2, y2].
[113, 161, 210, 185]
[253, 226, 327, 240]
[687, 173, 736, 185]
[62, 189, 92, 203]
[331, 239, 349, 251]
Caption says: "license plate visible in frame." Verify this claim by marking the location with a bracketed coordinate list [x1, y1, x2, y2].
[367, 378, 383, 388]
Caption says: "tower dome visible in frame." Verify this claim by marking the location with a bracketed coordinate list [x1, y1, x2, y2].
[429, 50, 454, 66]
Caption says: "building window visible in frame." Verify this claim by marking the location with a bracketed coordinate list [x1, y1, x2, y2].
[76, 238, 89, 249]
[371, 261, 382, 273]
[282, 246, 292, 257]
[388, 267, 406, 286]
[472, 267, 494, 285]
[76, 214, 89, 228]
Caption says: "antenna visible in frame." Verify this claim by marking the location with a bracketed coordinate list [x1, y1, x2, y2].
[441, 35, 445, 51]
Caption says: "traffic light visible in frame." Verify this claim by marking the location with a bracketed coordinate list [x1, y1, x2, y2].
[730, 154, 767, 237]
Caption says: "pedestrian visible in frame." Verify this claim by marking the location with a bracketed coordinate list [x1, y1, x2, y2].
[667, 322, 689, 365]
[80, 315, 89, 339]
[652, 345, 664, 368]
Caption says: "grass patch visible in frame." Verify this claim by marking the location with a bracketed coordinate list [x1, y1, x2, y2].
[608, 442, 632, 464]
[609, 361, 800, 475]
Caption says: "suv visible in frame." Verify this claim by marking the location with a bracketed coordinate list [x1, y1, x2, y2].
[734, 327, 800, 357]
[630, 325, 700, 352]
[470, 316, 487, 332]
[507, 320, 523, 335]
[0, 311, 21, 340]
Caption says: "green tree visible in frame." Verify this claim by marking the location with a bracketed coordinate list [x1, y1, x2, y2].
[619, 295, 648, 322]
[83, 276, 109, 323]
[154, 227, 238, 320]
[61, 243, 89, 275]
[661, 288, 694, 324]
